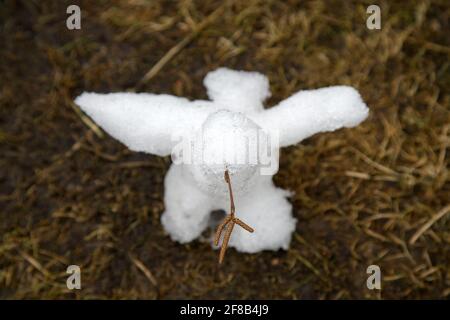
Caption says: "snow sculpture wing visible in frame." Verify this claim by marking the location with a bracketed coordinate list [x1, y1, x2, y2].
[75, 92, 216, 156]
[255, 86, 369, 147]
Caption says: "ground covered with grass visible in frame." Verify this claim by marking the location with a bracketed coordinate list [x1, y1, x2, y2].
[0, 0, 449, 299]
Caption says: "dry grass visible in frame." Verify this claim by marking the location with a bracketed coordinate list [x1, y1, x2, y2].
[0, 0, 449, 299]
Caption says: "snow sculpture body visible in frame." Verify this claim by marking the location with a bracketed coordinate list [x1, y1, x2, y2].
[75, 68, 369, 254]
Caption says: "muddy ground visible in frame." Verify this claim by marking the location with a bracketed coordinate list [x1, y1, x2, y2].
[0, 0, 449, 299]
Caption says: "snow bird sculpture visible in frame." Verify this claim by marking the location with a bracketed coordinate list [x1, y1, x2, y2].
[75, 68, 369, 262]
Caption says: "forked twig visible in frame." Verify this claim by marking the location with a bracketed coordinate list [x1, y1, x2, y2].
[214, 215, 232, 246]
[214, 170, 254, 264]
[219, 220, 235, 263]
[234, 218, 254, 233]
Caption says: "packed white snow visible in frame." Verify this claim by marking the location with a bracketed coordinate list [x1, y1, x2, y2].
[75, 67, 369, 253]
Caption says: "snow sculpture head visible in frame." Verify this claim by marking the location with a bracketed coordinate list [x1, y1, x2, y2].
[188, 109, 271, 197]
[75, 67, 369, 255]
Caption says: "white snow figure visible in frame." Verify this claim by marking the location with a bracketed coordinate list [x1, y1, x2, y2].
[75, 68, 369, 256]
